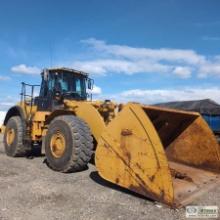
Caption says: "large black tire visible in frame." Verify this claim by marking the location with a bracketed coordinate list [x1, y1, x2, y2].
[45, 115, 93, 172]
[3, 116, 28, 157]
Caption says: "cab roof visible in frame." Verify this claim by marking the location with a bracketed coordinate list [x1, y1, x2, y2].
[43, 67, 89, 77]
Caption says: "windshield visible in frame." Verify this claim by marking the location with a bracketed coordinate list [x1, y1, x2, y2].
[48, 72, 87, 100]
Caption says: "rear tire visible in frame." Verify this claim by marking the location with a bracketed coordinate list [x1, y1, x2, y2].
[3, 116, 28, 157]
[45, 115, 93, 172]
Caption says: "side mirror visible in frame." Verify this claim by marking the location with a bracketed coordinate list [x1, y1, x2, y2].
[88, 78, 94, 90]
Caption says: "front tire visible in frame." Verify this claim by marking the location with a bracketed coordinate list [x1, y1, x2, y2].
[4, 116, 28, 157]
[45, 115, 93, 172]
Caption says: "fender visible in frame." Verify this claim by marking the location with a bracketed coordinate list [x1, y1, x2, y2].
[4, 105, 26, 125]
[2, 105, 26, 139]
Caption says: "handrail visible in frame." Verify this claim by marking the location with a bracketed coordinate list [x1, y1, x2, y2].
[20, 82, 40, 123]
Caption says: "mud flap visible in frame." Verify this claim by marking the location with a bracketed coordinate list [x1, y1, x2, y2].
[95, 103, 220, 207]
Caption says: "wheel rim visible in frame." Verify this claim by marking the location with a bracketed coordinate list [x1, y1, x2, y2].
[50, 131, 66, 158]
[6, 128, 15, 146]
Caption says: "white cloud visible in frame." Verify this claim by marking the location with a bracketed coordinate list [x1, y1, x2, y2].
[198, 62, 220, 78]
[76, 38, 220, 79]
[0, 111, 6, 126]
[172, 66, 192, 79]
[11, 64, 40, 75]
[87, 85, 102, 95]
[82, 38, 205, 64]
[0, 96, 18, 111]
[113, 88, 220, 104]
[202, 36, 220, 41]
[9, 39, 219, 80]
[92, 85, 102, 95]
[73, 59, 171, 75]
[0, 76, 10, 80]
[194, 21, 220, 27]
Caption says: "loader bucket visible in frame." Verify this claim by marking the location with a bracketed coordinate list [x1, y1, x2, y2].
[95, 103, 220, 207]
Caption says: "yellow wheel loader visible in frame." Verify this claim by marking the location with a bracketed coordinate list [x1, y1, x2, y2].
[1, 67, 220, 207]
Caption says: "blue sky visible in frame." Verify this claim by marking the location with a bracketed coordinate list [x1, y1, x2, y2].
[0, 0, 220, 112]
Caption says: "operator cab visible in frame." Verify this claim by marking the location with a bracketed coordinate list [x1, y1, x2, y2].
[35, 67, 93, 111]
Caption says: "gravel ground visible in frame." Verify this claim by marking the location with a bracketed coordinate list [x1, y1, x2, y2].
[0, 134, 219, 220]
